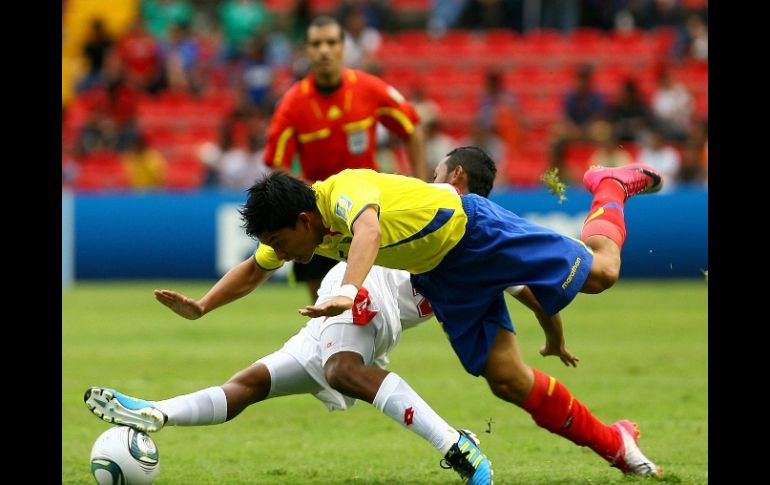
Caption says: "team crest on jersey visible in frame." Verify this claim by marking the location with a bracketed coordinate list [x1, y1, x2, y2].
[387, 85, 405, 104]
[335, 195, 354, 222]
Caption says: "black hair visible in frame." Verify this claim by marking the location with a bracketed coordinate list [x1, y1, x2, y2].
[307, 16, 344, 41]
[239, 171, 317, 239]
[444, 146, 497, 198]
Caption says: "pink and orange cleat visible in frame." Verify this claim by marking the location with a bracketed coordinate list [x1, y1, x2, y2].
[583, 163, 663, 200]
[610, 420, 663, 476]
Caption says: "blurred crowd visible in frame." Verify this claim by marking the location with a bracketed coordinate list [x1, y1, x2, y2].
[62, 0, 708, 192]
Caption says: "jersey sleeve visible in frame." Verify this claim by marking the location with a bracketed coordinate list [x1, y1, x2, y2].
[326, 172, 382, 233]
[367, 75, 420, 138]
[253, 242, 285, 271]
[263, 91, 298, 169]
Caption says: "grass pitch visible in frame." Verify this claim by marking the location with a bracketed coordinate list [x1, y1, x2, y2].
[63, 279, 707, 484]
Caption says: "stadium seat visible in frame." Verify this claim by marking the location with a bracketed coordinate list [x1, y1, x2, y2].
[562, 142, 596, 182]
[473, 30, 522, 68]
[504, 145, 550, 187]
[567, 27, 605, 45]
[694, 93, 708, 119]
[381, 67, 422, 94]
[434, 96, 477, 136]
[74, 158, 130, 192]
[519, 95, 563, 126]
[165, 158, 205, 191]
[261, 0, 294, 14]
[391, 0, 430, 13]
[532, 65, 574, 98]
[79, 150, 122, 167]
[309, 0, 340, 14]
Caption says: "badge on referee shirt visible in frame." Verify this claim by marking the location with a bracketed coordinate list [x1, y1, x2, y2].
[347, 130, 368, 155]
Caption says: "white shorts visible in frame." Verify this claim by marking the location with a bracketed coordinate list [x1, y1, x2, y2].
[257, 263, 432, 411]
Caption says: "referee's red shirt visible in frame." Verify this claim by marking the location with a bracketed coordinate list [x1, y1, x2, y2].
[264, 68, 420, 182]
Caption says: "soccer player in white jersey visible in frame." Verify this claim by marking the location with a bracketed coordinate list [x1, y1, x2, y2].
[85, 261, 493, 484]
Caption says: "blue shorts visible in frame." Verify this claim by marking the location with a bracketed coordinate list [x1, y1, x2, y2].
[411, 194, 593, 376]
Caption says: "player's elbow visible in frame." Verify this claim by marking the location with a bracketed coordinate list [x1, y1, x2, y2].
[368, 227, 382, 247]
[356, 224, 381, 249]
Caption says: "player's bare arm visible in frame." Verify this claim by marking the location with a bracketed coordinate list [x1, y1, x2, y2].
[514, 287, 579, 367]
[155, 258, 273, 320]
[299, 207, 381, 318]
[405, 124, 429, 181]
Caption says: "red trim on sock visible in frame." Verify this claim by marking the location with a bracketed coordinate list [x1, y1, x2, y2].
[520, 368, 621, 462]
[582, 179, 628, 249]
[582, 218, 626, 249]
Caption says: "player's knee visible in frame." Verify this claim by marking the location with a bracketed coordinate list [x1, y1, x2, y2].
[585, 262, 620, 293]
[227, 364, 268, 388]
[224, 364, 271, 403]
[597, 264, 620, 290]
[324, 353, 365, 395]
[485, 372, 532, 405]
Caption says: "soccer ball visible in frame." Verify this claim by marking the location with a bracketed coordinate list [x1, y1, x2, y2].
[90, 426, 160, 485]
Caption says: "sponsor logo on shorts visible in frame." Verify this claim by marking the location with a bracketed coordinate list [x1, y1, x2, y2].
[561, 257, 582, 290]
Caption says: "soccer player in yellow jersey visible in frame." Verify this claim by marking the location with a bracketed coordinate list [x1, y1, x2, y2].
[153, 146, 664, 477]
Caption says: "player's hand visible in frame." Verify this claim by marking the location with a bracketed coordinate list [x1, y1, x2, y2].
[539, 342, 579, 367]
[154, 289, 204, 320]
[299, 296, 353, 318]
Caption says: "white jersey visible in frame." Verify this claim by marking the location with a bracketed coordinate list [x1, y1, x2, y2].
[270, 262, 433, 410]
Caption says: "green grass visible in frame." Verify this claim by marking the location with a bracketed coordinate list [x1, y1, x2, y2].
[63, 279, 707, 484]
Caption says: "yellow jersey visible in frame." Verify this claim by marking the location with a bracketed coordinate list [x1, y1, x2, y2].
[255, 169, 467, 274]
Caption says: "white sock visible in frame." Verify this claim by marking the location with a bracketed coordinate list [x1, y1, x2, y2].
[152, 386, 228, 426]
[372, 373, 460, 455]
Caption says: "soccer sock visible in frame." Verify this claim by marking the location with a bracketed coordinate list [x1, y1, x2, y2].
[581, 179, 627, 249]
[521, 368, 621, 462]
[372, 372, 460, 456]
[153, 386, 228, 426]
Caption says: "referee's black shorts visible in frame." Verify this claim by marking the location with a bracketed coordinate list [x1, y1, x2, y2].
[292, 254, 339, 282]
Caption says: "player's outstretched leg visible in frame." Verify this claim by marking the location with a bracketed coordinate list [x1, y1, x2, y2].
[440, 429, 494, 485]
[579, 163, 664, 293]
[519, 369, 662, 476]
[609, 420, 663, 476]
[583, 162, 663, 200]
[84, 387, 167, 433]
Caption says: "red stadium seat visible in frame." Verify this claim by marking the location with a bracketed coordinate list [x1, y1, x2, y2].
[504, 144, 550, 187]
[434, 96, 477, 136]
[79, 150, 122, 167]
[309, 0, 339, 14]
[519, 95, 563, 126]
[380, 67, 422, 94]
[522, 65, 573, 98]
[395, 29, 431, 48]
[694, 92, 708, 119]
[261, 0, 294, 13]
[391, 0, 430, 12]
[567, 28, 605, 45]
[473, 30, 522, 68]
[165, 158, 205, 190]
[563, 142, 596, 182]
[74, 159, 130, 192]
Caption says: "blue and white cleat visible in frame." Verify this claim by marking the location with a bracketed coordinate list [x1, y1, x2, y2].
[84, 387, 167, 433]
[440, 428, 493, 484]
